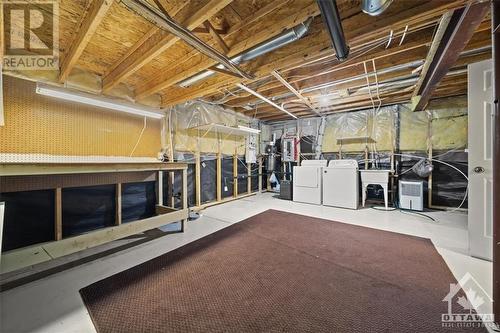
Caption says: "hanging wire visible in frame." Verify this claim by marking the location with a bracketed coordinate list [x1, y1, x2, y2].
[130, 116, 147, 157]
[399, 25, 409, 46]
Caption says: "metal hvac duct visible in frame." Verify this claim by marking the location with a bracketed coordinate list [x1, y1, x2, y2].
[316, 0, 349, 61]
[362, 0, 393, 16]
[178, 18, 313, 88]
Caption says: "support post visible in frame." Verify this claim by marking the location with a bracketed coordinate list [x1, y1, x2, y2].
[258, 157, 263, 192]
[55, 188, 62, 241]
[195, 151, 201, 206]
[182, 167, 188, 231]
[157, 171, 163, 206]
[247, 162, 252, 194]
[492, 0, 499, 325]
[167, 171, 174, 207]
[216, 152, 222, 201]
[115, 183, 122, 225]
[364, 146, 369, 170]
[427, 110, 434, 208]
[0, 202, 4, 259]
[233, 151, 238, 197]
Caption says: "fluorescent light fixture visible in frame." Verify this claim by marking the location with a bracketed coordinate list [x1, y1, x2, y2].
[189, 123, 260, 136]
[36, 83, 165, 119]
[237, 125, 261, 134]
[236, 83, 297, 119]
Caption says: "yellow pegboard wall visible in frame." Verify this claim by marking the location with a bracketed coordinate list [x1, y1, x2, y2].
[0, 76, 161, 157]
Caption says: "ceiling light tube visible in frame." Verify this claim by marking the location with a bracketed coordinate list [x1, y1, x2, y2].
[36, 84, 165, 119]
[237, 125, 261, 134]
[236, 83, 297, 119]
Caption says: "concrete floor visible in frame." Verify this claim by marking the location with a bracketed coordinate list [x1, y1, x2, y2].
[0, 193, 493, 333]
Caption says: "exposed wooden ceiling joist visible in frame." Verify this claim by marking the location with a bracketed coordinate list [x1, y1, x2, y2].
[223, 27, 435, 105]
[411, 1, 489, 111]
[120, 0, 252, 80]
[59, 0, 114, 82]
[270, 70, 321, 116]
[102, 0, 234, 93]
[159, 0, 472, 108]
[4, 0, 492, 122]
[134, 0, 320, 100]
[204, 20, 230, 53]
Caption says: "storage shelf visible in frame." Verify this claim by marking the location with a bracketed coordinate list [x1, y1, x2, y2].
[0, 162, 187, 176]
[336, 136, 376, 145]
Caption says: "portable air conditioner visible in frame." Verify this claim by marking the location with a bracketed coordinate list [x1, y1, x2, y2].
[399, 180, 424, 211]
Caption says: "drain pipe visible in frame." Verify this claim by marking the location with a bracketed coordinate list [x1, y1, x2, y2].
[179, 18, 313, 88]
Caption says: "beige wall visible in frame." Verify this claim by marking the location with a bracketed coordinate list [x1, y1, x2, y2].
[0, 76, 162, 157]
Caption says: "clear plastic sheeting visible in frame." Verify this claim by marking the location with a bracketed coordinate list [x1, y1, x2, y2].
[260, 124, 272, 142]
[299, 118, 319, 137]
[399, 106, 429, 151]
[322, 105, 396, 153]
[321, 96, 467, 154]
[431, 97, 467, 149]
[168, 100, 259, 156]
[399, 96, 467, 150]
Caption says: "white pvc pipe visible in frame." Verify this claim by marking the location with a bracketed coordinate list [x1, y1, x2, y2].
[236, 83, 297, 119]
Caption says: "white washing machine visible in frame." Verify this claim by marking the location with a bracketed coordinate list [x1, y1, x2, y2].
[323, 160, 359, 209]
[293, 160, 328, 205]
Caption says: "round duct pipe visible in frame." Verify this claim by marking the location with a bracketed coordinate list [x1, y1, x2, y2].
[178, 18, 313, 88]
[361, 0, 393, 16]
[316, 0, 350, 61]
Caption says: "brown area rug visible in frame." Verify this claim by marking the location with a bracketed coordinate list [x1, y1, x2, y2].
[80, 209, 486, 332]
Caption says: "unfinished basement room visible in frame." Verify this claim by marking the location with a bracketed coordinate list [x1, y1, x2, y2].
[0, 0, 499, 332]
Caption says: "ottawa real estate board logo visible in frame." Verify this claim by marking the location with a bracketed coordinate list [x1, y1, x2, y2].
[2, 0, 59, 70]
[442, 272, 496, 330]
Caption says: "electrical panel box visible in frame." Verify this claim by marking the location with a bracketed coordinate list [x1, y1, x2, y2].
[282, 138, 297, 162]
[399, 180, 424, 211]
[245, 134, 257, 163]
